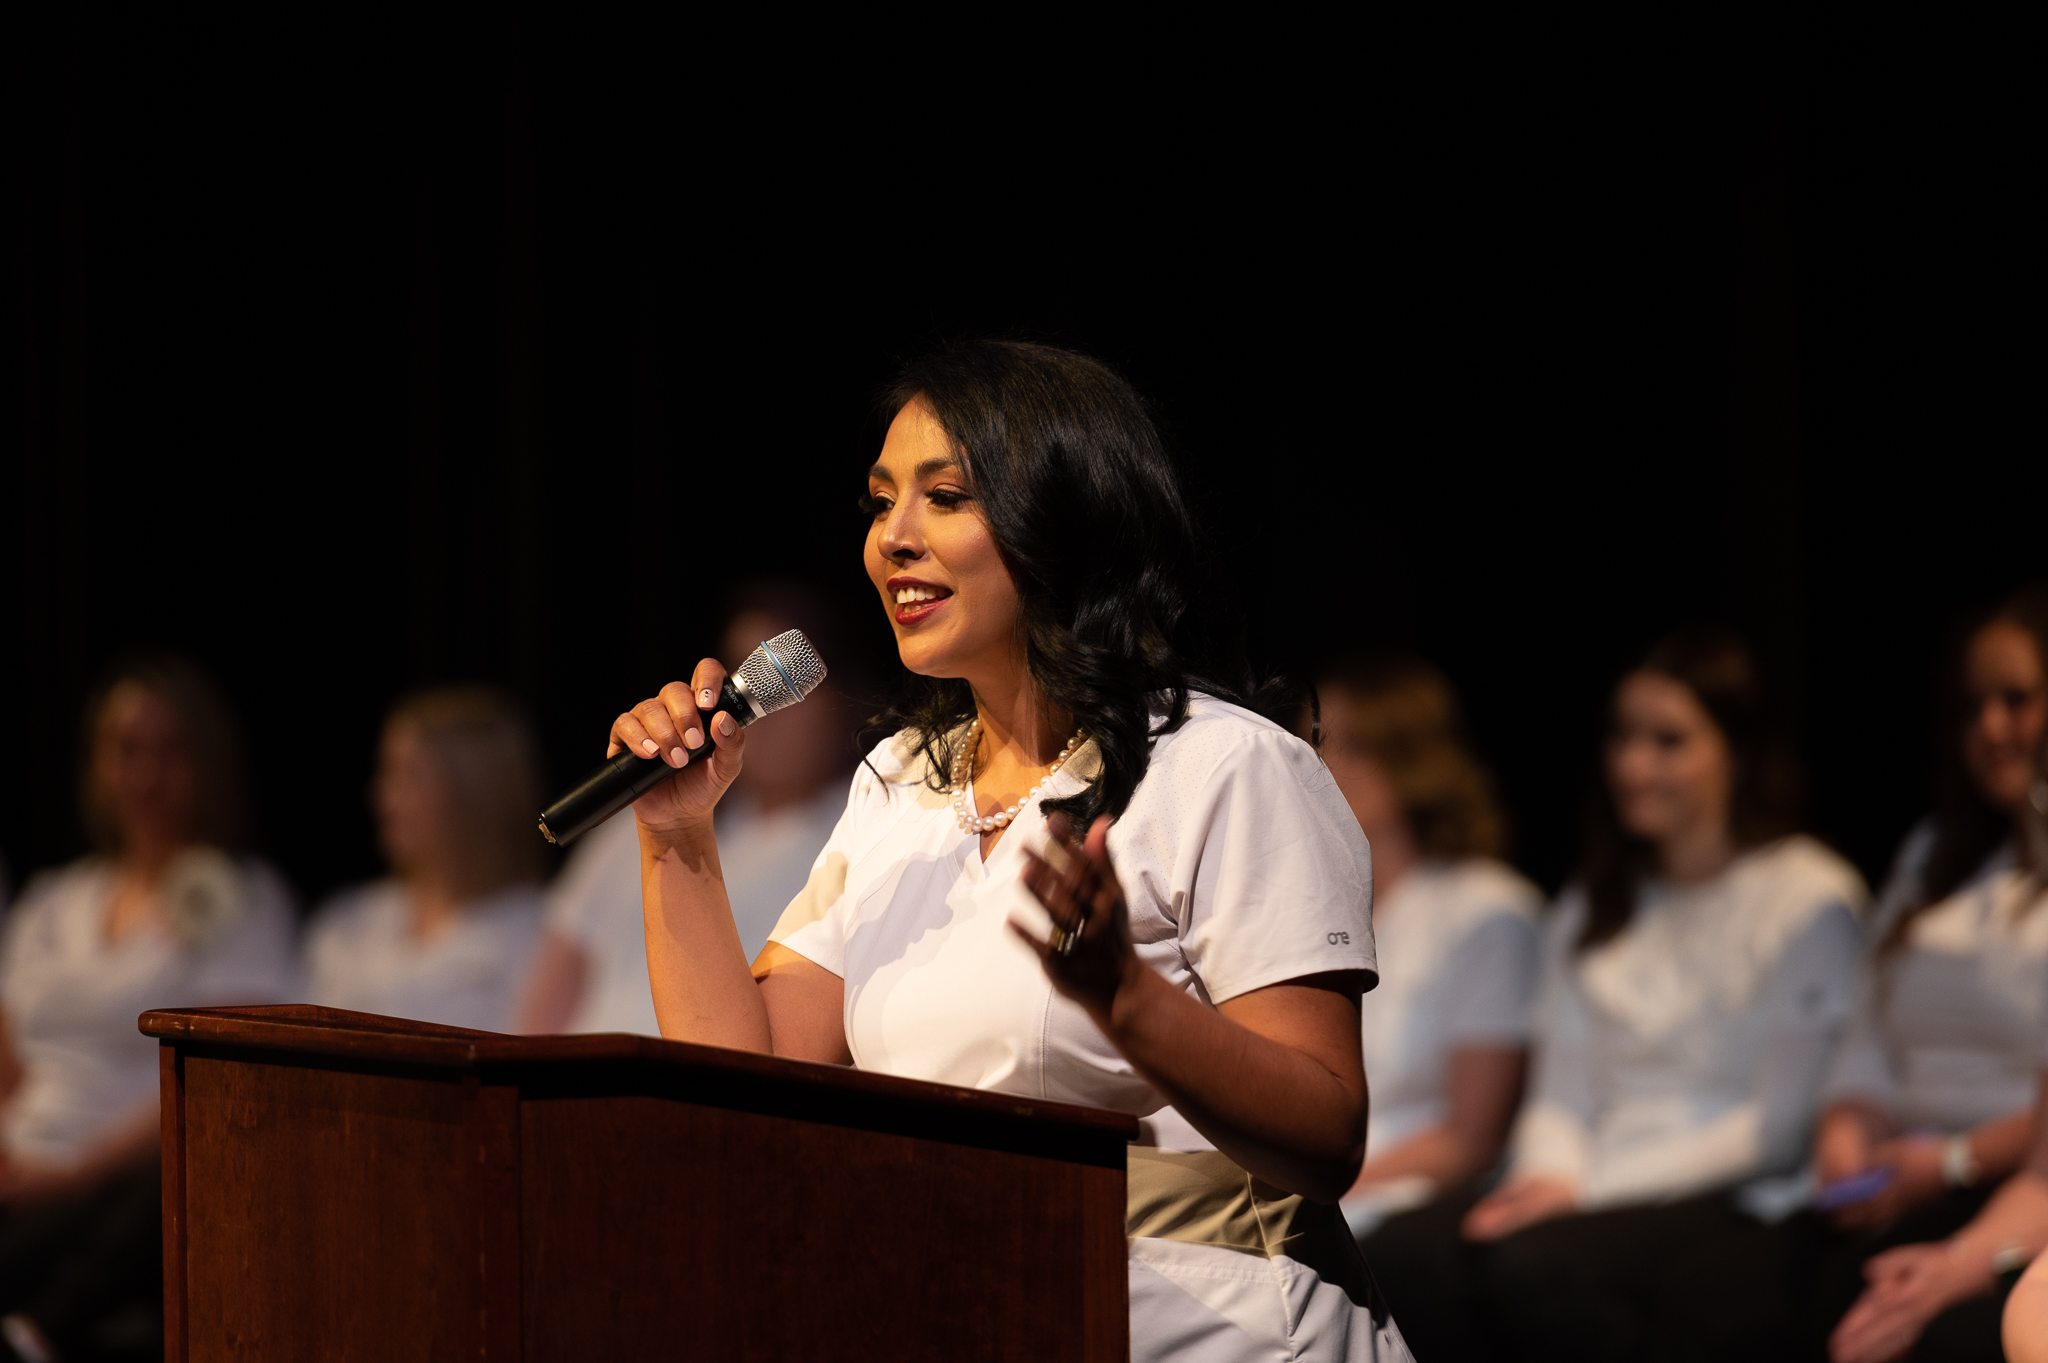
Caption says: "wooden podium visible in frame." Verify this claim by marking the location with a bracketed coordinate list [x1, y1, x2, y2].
[142, 1005, 1133, 1361]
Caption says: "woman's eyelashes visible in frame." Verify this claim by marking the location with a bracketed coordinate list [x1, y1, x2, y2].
[859, 487, 969, 517]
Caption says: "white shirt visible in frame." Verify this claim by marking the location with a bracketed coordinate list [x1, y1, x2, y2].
[305, 881, 544, 1033]
[1, 855, 297, 1164]
[1361, 858, 1541, 1156]
[1825, 825, 2039, 1131]
[718, 786, 850, 963]
[772, 695, 1410, 1362]
[772, 695, 1379, 1113]
[541, 787, 851, 1037]
[542, 811, 658, 1035]
[1510, 836, 1866, 1209]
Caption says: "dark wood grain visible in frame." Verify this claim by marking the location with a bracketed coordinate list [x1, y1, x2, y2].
[150, 1006, 1131, 1360]
[520, 1093, 1106, 1360]
[466, 1079, 521, 1362]
[159, 1044, 188, 1363]
[181, 1052, 474, 1360]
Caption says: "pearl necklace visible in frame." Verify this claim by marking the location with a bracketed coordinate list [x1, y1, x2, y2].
[951, 718, 1085, 835]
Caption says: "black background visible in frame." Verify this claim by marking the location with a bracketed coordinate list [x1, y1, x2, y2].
[5, 13, 2041, 907]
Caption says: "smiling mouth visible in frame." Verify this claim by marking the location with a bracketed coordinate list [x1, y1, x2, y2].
[891, 583, 953, 623]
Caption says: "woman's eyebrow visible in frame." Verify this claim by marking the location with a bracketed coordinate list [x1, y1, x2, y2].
[867, 457, 960, 483]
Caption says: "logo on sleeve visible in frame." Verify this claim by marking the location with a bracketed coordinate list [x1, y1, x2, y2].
[1327, 931, 1351, 945]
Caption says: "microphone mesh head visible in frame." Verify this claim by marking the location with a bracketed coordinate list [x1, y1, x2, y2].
[737, 629, 828, 715]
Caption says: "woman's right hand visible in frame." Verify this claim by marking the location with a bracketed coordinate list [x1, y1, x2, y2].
[1461, 1174, 1578, 1242]
[1816, 1102, 1900, 1229]
[606, 660, 746, 850]
[1817, 1104, 1881, 1187]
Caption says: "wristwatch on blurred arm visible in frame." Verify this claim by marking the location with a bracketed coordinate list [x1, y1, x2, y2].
[1941, 1132, 1982, 1188]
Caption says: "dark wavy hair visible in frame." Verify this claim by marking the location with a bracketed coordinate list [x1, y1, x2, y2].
[866, 340, 1296, 824]
[1576, 628, 1804, 950]
[1878, 582, 2048, 957]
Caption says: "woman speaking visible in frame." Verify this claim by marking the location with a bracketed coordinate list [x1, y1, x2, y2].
[611, 341, 1412, 1361]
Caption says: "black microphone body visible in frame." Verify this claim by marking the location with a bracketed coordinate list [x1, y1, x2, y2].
[537, 679, 748, 847]
[537, 629, 828, 846]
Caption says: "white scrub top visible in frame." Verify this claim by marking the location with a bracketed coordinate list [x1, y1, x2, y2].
[772, 694, 1413, 1362]
[1825, 835, 2045, 1132]
[1360, 857, 1541, 1156]
[1, 854, 297, 1165]
[305, 880, 545, 1033]
[1510, 836, 1866, 1210]
[543, 789, 848, 1037]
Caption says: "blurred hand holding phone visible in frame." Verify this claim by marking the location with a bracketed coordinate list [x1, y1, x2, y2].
[1816, 1166, 1894, 1211]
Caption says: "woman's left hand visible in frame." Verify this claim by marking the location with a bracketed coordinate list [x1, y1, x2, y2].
[1829, 1241, 1992, 1363]
[1840, 1135, 1949, 1230]
[1015, 812, 1138, 1017]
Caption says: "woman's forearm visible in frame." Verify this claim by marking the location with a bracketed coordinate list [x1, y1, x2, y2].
[1973, 1108, 2038, 1182]
[641, 826, 772, 1051]
[1097, 964, 1366, 1202]
[1947, 1172, 2048, 1288]
[1352, 1126, 1469, 1190]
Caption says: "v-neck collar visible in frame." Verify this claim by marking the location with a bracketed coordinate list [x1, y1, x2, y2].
[959, 738, 1096, 874]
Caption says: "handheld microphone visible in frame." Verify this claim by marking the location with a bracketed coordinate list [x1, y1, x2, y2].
[536, 629, 827, 846]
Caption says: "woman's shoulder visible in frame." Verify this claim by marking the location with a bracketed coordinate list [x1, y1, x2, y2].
[9, 856, 111, 920]
[308, 880, 406, 940]
[1415, 857, 1544, 924]
[2, 858, 111, 965]
[1144, 693, 1321, 785]
[860, 726, 949, 787]
[1737, 835, 1869, 912]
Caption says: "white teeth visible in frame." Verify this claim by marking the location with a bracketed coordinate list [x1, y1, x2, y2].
[895, 587, 946, 604]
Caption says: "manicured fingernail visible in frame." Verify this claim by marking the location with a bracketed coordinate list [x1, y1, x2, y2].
[670, 746, 686, 766]
[717, 713, 735, 736]
[685, 727, 704, 749]
[641, 739, 659, 756]
[699, 688, 715, 707]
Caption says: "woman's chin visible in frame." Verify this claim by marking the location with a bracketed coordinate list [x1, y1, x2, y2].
[894, 643, 968, 682]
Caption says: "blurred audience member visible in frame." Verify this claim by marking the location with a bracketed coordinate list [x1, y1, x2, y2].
[0, 657, 295, 1361]
[516, 584, 856, 1035]
[1311, 657, 1538, 1242]
[306, 687, 545, 1032]
[1812, 584, 2048, 1361]
[1372, 628, 1866, 1360]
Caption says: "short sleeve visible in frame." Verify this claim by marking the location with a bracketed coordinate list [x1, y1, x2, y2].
[1168, 728, 1377, 1004]
[765, 771, 865, 977]
[187, 862, 300, 1005]
[1437, 913, 1540, 1045]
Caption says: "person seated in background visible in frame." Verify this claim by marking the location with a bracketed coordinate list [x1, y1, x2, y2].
[1815, 584, 2048, 1363]
[306, 686, 545, 1033]
[1312, 656, 1539, 1242]
[1369, 628, 1867, 1361]
[516, 583, 856, 1036]
[0, 657, 296, 1363]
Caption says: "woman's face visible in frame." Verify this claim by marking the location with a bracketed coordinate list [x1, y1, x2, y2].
[863, 399, 1023, 688]
[94, 682, 198, 853]
[373, 719, 454, 877]
[1960, 621, 2048, 815]
[1317, 689, 1409, 847]
[1606, 671, 1734, 847]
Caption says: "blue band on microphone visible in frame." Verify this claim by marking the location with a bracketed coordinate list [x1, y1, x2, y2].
[760, 639, 800, 695]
